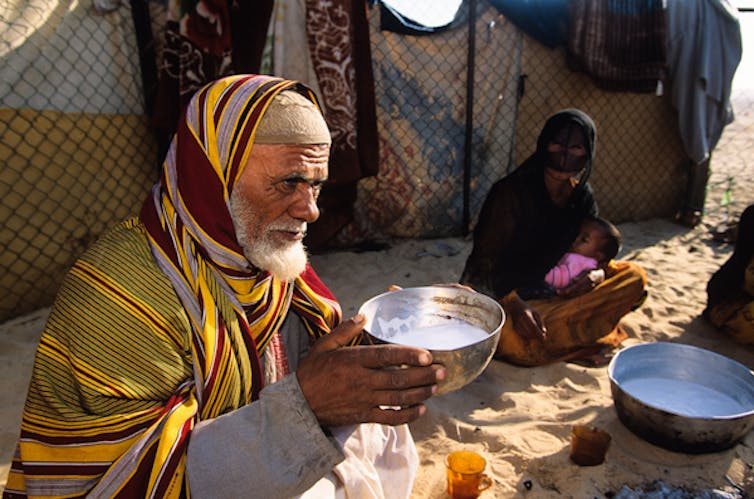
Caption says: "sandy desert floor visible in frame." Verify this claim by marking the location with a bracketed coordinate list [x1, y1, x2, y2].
[2, 38, 754, 498]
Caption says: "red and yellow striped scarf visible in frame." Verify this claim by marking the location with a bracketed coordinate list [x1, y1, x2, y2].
[142, 74, 340, 414]
[139, 74, 342, 494]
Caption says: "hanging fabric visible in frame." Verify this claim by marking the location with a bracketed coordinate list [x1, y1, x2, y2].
[567, 0, 667, 93]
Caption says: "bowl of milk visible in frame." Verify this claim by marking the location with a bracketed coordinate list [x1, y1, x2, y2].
[358, 286, 505, 395]
[608, 341, 754, 453]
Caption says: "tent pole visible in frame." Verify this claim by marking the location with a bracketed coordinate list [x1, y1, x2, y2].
[128, 0, 157, 117]
[462, 0, 477, 236]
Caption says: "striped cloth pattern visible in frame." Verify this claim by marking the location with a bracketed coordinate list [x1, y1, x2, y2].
[5, 75, 341, 498]
[568, 0, 667, 92]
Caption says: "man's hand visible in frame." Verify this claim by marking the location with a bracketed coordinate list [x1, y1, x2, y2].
[296, 314, 446, 427]
[557, 268, 605, 298]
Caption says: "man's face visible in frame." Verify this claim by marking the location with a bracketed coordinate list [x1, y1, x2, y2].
[230, 143, 329, 281]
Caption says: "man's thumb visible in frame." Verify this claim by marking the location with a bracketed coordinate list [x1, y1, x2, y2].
[311, 313, 366, 352]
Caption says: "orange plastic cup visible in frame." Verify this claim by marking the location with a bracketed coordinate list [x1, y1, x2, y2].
[445, 450, 493, 498]
[569, 425, 611, 466]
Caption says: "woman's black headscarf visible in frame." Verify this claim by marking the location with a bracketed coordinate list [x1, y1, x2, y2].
[531, 108, 597, 187]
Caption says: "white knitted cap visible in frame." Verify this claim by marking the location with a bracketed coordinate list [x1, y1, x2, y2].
[254, 91, 331, 145]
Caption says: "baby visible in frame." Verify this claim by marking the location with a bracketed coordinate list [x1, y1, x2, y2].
[544, 215, 622, 292]
[519, 216, 622, 299]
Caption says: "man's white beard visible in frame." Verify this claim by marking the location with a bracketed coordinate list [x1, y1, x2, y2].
[229, 190, 308, 282]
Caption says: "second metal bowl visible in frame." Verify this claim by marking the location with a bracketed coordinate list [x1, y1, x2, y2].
[609, 342, 754, 453]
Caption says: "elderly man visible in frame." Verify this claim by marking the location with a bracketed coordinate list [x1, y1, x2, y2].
[4, 75, 444, 498]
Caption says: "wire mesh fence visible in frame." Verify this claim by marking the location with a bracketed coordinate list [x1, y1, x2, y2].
[340, 0, 689, 245]
[1, 0, 159, 321]
[340, 0, 521, 243]
[1, 0, 751, 322]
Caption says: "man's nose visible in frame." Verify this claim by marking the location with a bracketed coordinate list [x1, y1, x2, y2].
[290, 184, 320, 222]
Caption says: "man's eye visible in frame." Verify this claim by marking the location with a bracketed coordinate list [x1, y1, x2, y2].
[281, 179, 324, 196]
[281, 179, 298, 192]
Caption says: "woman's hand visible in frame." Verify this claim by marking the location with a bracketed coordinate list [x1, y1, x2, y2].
[557, 268, 604, 298]
[504, 293, 546, 340]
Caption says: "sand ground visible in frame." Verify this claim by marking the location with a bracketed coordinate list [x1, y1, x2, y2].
[2, 46, 753, 498]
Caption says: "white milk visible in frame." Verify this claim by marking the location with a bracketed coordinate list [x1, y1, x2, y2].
[382, 322, 489, 350]
[620, 377, 748, 418]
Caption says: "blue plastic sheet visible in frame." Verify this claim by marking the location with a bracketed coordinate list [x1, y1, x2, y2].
[488, 0, 568, 48]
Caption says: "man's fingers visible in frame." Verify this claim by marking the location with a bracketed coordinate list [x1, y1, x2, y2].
[311, 314, 366, 353]
[366, 364, 445, 391]
[372, 385, 438, 408]
[355, 344, 434, 369]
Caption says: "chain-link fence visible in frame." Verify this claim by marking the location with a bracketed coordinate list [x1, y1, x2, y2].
[338, 0, 521, 243]
[1, 0, 752, 322]
[1, 0, 159, 321]
[340, 0, 688, 245]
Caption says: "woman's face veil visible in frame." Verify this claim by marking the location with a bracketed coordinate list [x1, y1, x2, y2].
[535, 109, 597, 182]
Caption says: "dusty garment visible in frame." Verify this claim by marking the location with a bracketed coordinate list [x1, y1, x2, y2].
[706, 204, 754, 344]
[307, 423, 418, 499]
[498, 261, 648, 366]
[4, 76, 342, 498]
[666, 0, 742, 165]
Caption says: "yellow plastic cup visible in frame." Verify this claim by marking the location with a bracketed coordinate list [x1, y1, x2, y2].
[445, 450, 493, 498]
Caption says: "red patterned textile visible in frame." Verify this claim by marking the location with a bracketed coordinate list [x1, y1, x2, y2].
[304, 0, 379, 248]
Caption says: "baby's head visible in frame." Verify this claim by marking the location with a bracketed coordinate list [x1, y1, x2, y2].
[570, 216, 622, 265]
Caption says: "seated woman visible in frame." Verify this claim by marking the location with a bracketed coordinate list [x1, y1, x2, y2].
[460, 109, 647, 366]
[705, 203, 754, 343]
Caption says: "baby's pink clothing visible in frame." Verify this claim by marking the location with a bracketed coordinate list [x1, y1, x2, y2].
[544, 252, 598, 290]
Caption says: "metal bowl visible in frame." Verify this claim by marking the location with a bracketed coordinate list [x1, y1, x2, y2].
[608, 342, 754, 453]
[358, 286, 505, 395]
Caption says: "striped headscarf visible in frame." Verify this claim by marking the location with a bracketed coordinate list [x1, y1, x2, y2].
[5, 75, 341, 498]
[138, 74, 342, 489]
[141, 73, 340, 411]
